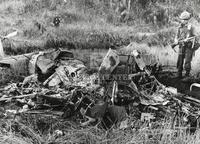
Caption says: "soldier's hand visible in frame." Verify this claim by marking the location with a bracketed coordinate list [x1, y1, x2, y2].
[174, 39, 178, 44]
[184, 38, 188, 42]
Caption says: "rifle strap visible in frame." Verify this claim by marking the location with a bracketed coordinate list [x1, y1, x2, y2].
[192, 37, 195, 49]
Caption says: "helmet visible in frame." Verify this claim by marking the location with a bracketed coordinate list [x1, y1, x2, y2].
[179, 11, 191, 20]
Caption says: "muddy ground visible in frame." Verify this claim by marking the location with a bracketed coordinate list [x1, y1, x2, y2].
[157, 72, 200, 99]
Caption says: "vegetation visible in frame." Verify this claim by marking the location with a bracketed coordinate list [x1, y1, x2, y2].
[1, 113, 200, 144]
[1, 0, 200, 143]
[0, 0, 199, 55]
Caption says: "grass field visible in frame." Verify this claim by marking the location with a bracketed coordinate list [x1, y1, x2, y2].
[1, 0, 200, 143]
[0, 0, 180, 55]
[1, 114, 200, 144]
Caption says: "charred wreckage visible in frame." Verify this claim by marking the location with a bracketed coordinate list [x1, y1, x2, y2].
[0, 48, 200, 132]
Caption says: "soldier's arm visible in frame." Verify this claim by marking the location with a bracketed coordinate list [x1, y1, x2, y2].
[186, 24, 192, 40]
[174, 25, 181, 43]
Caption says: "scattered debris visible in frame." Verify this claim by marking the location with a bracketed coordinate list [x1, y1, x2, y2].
[141, 113, 155, 122]
[1, 48, 200, 132]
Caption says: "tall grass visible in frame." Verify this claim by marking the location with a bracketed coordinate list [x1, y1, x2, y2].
[0, 0, 187, 55]
[1, 114, 200, 144]
[1, 0, 198, 55]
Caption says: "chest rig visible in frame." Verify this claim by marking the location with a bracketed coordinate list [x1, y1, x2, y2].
[178, 24, 189, 41]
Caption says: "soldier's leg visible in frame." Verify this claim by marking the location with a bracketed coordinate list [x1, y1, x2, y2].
[184, 45, 193, 76]
[177, 45, 185, 78]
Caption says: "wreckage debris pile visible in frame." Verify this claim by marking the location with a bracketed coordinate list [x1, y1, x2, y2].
[0, 48, 200, 131]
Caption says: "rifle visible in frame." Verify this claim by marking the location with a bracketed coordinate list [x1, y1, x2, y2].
[171, 36, 199, 49]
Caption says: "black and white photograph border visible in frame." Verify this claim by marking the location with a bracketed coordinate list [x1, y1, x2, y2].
[0, 0, 200, 144]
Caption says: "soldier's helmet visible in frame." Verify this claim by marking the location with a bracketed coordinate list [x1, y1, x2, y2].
[179, 11, 191, 20]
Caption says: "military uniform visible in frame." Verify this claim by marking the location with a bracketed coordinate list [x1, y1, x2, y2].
[176, 23, 193, 77]
[175, 11, 197, 78]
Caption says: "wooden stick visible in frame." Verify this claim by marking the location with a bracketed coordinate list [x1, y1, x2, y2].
[13, 93, 37, 99]
[0, 93, 37, 102]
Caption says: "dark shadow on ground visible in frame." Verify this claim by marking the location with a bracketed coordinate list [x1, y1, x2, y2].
[157, 71, 200, 97]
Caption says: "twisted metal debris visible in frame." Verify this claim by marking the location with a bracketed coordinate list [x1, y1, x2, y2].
[0, 48, 200, 132]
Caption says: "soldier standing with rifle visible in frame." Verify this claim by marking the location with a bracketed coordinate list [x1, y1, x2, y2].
[173, 11, 198, 79]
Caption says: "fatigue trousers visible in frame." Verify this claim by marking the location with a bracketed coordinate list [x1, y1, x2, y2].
[177, 42, 193, 73]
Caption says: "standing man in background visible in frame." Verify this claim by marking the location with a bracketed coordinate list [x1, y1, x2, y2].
[174, 10, 197, 79]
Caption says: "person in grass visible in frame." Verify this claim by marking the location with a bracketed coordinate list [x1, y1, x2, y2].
[174, 10, 198, 79]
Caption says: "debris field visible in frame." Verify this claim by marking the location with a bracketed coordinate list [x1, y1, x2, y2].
[0, 47, 200, 139]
